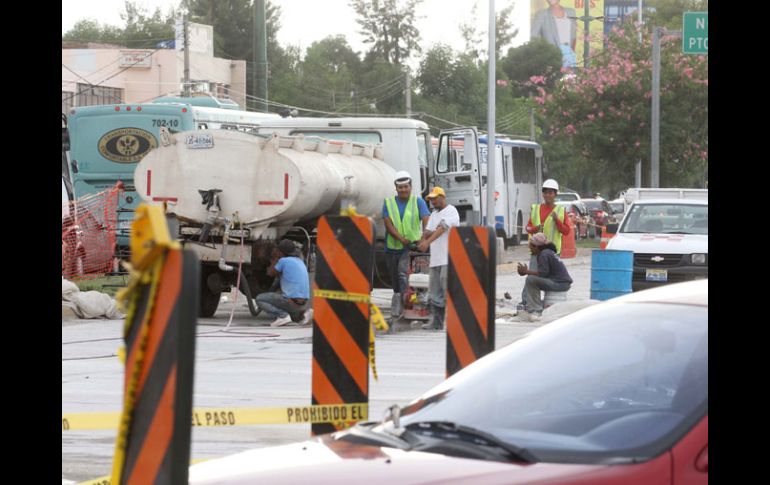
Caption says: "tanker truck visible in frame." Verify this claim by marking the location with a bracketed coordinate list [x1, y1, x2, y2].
[135, 127, 396, 317]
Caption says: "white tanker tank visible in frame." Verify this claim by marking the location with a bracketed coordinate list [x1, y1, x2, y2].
[134, 128, 398, 318]
[135, 128, 395, 236]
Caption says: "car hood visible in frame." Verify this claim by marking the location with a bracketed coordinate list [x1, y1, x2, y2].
[188, 436, 655, 485]
[607, 232, 707, 253]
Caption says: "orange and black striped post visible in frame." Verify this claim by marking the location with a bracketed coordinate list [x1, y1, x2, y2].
[311, 215, 374, 436]
[112, 205, 198, 485]
[445, 226, 496, 378]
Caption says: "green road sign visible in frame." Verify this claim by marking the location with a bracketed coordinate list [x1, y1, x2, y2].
[683, 12, 708, 55]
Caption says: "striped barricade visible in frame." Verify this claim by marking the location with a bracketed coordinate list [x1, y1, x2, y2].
[445, 226, 496, 377]
[311, 215, 375, 435]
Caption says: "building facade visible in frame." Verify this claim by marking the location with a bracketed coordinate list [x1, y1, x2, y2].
[62, 23, 247, 112]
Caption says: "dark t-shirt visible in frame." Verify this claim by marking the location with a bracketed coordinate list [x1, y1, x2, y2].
[537, 248, 573, 284]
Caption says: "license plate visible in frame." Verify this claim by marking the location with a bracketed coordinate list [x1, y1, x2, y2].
[646, 268, 668, 282]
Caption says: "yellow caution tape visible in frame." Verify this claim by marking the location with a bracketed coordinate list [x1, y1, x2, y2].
[63, 403, 368, 431]
[78, 477, 111, 485]
[367, 304, 388, 382]
[339, 204, 360, 217]
[313, 289, 371, 304]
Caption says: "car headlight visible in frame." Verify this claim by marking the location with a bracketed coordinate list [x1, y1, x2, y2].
[691, 253, 707, 264]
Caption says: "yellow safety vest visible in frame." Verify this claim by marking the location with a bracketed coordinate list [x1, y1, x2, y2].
[531, 204, 566, 254]
[385, 195, 421, 250]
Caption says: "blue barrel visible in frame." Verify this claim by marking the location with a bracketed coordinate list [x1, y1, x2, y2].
[591, 250, 633, 301]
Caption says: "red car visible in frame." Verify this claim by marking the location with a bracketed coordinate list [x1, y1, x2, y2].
[190, 280, 708, 484]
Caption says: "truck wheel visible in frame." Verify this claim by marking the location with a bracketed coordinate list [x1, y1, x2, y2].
[200, 286, 221, 318]
[497, 229, 511, 249]
[200, 268, 221, 318]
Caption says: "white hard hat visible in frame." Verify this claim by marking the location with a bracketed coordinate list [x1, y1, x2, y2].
[542, 179, 559, 191]
[394, 170, 412, 185]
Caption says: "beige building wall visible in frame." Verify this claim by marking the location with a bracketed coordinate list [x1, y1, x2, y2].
[62, 47, 247, 109]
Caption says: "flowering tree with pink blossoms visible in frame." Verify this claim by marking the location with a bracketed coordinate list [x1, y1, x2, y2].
[534, 21, 708, 195]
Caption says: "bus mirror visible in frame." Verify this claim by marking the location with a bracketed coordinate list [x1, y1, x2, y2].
[605, 223, 619, 234]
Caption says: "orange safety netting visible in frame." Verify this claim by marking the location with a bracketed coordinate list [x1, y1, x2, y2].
[62, 183, 123, 279]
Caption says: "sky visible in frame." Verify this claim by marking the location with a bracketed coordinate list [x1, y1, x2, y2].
[62, 0, 531, 57]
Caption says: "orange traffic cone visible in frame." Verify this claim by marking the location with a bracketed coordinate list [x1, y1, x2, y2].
[600, 226, 615, 250]
[560, 219, 577, 259]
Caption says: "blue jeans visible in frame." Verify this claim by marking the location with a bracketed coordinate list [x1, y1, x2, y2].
[255, 292, 308, 320]
[386, 250, 410, 294]
[521, 276, 571, 314]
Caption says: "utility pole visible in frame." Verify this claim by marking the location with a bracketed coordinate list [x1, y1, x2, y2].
[651, 26, 682, 188]
[253, 0, 268, 112]
[636, 0, 643, 186]
[405, 69, 412, 118]
[183, 14, 190, 97]
[530, 107, 535, 141]
[485, 0, 496, 229]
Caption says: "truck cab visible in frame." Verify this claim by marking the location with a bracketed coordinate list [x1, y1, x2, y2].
[606, 197, 708, 291]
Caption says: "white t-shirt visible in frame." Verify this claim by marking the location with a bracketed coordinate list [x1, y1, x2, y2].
[555, 16, 571, 46]
[426, 205, 461, 267]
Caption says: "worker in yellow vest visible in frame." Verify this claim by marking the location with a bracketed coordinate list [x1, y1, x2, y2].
[382, 171, 430, 321]
[526, 179, 571, 255]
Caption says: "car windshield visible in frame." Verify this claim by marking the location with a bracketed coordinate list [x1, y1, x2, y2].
[388, 302, 707, 465]
[609, 202, 624, 214]
[620, 203, 708, 235]
[555, 193, 579, 202]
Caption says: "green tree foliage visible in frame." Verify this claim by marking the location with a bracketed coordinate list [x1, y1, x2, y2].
[494, 2, 518, 58]
[536, 21, 707, 195]
[120, 1, 176, 47]
[457, 0, 519, 60]
[646, 0, 708, 30]
[500, 38, 562, 98]
[62, 19, 124, 45]
[295, 36, 362, 112]
[62, 1, 175, 47]
[184, 0, 286, 109]
[350, 0, 423, 65]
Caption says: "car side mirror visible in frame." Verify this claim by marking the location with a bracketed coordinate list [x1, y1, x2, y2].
[605, 223, 619, 234]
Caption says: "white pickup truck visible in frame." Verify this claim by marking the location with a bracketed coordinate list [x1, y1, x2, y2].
[606, 189, 708, 291]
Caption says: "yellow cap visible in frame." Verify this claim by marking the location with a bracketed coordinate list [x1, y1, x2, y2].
[426, 186, 446, 199]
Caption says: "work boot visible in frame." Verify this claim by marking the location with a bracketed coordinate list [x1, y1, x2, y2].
[422, 305, 445, 330]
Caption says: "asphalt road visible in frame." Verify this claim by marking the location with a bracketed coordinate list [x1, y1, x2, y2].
[62, 245, 596, 483]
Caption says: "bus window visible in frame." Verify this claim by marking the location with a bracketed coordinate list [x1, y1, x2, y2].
[198, 123, 208, 129]
[513, 147, 536, 183]
[503, 149, 510, 183]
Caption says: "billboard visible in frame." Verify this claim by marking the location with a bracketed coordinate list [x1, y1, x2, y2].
[531, 0, 605, 68]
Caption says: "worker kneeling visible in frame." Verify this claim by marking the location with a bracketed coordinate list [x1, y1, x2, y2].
[516, 233, 572, 322]
[256, 239, 313, 327]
